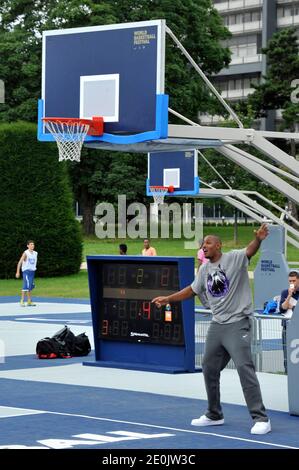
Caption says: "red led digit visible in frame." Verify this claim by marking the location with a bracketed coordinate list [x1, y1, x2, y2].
[142, 301, 151, 319]
[102, 319, 109, 335]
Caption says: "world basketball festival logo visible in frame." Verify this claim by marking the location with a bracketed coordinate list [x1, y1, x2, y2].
[207, 266, 230, 298]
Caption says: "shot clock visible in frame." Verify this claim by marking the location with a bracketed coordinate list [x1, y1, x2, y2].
[100, 263, 184, 345]
[85, 256, 196, 373]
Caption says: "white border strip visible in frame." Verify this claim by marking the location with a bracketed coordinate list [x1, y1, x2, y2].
[0, 405, 296, 449]
[42, 20, 165, 37]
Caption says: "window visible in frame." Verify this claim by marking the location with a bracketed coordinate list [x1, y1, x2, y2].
[239, 45, 248, 58]
[223, 15, 229, 26]
[236, 14, 243, 24]
[251, 11, 261, 22]
[243, 78, 251, 89]
[244, 12, 251, 23]
[217, 81, 228, 92]
[247, 43, 257, 55]
[231, 46, 238, 60]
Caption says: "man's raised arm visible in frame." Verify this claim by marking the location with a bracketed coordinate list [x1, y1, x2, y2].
[246, 223, 269, 259]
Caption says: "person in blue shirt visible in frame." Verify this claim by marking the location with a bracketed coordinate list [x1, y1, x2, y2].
[279, 271, 299, 373]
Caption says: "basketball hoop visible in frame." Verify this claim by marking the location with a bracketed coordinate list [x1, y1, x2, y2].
[150, 186, 173, 205]
[42, 117, 103, 162]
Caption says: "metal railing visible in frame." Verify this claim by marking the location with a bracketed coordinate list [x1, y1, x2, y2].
[195, 308, 286, 374]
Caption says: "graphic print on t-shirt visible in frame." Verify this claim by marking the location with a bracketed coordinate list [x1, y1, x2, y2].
[207, 265, 230, 297]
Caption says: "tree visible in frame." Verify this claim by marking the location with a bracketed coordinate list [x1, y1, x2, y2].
[0, 121, 83, 278]
[248, 27, 299, 131]
[248, 27, 299, 220]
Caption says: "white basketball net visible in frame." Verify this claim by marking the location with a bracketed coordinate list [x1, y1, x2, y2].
[44, 120, 90, 162]
[150, 186, 168, 205]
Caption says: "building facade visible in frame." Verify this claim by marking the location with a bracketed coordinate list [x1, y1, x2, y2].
[200, 0, 299, 129]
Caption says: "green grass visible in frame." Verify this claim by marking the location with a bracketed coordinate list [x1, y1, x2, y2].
[1, 225, 298, 299]
[0, 271, 89, 299]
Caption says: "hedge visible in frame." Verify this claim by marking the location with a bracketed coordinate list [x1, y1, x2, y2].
[0, 121, 83, 278]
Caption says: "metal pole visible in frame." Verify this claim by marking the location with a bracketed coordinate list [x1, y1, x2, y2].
[166, 26, 244, 128]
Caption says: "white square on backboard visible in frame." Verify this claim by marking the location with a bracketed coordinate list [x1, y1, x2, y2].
[80, 74, 119, 121]
[163, 168, 180, 188]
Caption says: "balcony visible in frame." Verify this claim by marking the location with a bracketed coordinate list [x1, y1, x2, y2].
[277, 0, 299, 4]
[221, 87, 255, 100]
[277, 15, 299, 27]
[214, 0, 262, 13]
[230, 53, 262, 65]
[228, 20, 262, 34]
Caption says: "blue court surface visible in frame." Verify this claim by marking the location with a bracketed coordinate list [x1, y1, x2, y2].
[0, 296, 298, 462]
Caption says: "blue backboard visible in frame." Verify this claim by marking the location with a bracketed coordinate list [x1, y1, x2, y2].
[147, 150, 199, 196]
[38, 20, 168, 145]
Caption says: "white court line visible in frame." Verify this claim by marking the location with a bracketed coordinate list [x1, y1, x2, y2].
[0, 406, 45, 418]
[0, 405, 297, 449]
[14, 318, 90, 323]
[0, 303, 91, 317]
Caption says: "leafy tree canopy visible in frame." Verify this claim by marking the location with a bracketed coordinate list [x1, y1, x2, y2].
[248, 27, 299, 130]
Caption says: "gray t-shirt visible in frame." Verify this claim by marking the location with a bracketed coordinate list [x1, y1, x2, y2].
[191, 248, 253, 324]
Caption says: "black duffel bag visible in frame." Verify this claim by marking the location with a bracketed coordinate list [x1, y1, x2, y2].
[36, 326, 91, 359]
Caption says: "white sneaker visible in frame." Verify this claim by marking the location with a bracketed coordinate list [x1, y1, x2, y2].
[251, 420, 271, 435]
[191, 415, 224, 427]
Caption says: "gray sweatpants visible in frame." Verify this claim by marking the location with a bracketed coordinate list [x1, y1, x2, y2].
[202, 316, 268, 422]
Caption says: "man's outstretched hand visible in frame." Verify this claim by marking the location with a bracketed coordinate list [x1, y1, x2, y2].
[254, 223, 269, 241]
[151, 296, 169, 308]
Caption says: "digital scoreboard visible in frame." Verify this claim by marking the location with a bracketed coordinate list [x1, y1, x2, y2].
[85, 256, 195, 373]
[100, 262, 184, 345]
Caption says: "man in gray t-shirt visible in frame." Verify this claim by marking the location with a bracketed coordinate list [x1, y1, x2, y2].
[192, 248, 252, 324]
[152, 223, 271, 435]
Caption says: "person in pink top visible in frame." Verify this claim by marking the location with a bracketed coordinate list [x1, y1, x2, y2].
[197, 239, 209, 270]
[142, 238, 157, 256]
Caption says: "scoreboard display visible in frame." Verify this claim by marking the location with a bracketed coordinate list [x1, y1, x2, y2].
[100, 263, 184, 345]
[85, 256, 195, 373]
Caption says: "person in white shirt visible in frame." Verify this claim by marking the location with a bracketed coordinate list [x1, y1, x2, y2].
[16, 240, 38, 307]
[279, 271, 299, 373]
